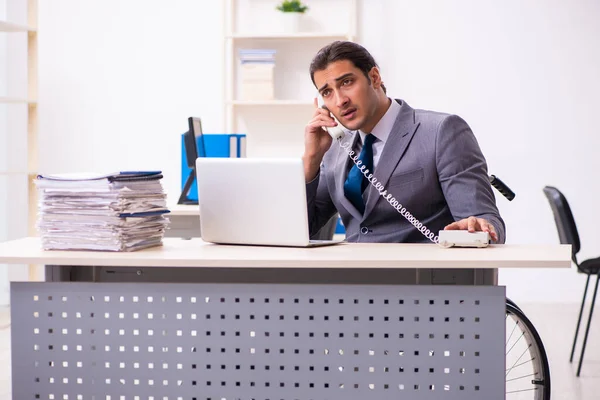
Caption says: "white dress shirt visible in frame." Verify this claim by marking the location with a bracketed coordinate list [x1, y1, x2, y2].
[349, 97, 401, 169]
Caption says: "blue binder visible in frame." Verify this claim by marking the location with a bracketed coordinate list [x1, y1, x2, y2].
[181, 134, 246, 202]
[335, 216, 346, 234]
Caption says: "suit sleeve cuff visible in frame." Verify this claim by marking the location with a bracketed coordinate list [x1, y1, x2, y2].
[306, 169, 320, 197]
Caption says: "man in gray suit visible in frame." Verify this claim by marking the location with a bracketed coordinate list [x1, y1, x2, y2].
[304, 41, 505, 244]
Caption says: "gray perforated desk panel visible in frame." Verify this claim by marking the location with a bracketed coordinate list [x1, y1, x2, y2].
[12, 281, 505, 400]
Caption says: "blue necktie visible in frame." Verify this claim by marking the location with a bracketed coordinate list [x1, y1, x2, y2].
[344, 133, 375, 214]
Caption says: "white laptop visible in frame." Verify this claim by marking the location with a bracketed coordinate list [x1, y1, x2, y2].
[195, 157, 341, 247]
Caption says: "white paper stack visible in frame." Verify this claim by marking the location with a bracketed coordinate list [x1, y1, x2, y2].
[34, 171, 171, 252]
[239, 49, 276, 101]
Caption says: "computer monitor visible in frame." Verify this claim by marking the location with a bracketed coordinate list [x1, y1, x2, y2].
[178, 117, 205, 204]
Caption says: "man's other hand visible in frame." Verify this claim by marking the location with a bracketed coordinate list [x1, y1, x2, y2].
[444, 216, 498, 242]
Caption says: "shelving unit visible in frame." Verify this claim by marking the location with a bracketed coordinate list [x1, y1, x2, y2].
[227, 99, 314, 106]
[0, 18, 33, 32]
[226, 32, 351, 40]
[0, 95, 35, 103]
[0, 0, 39, 283]
[223, 0, 358, 157]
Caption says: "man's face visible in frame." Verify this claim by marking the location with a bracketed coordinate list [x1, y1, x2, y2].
[313, 60, 379, 132]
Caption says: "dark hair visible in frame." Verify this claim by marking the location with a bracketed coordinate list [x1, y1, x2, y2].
[309, 41, 386, 94]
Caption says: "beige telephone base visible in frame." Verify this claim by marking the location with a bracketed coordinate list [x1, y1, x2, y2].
[438, 231, 491, 248]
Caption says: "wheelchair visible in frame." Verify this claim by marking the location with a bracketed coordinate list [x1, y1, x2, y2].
[506, 298, 551, 399]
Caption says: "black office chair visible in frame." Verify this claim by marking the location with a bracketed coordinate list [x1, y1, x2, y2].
[543, 186, 600, 377]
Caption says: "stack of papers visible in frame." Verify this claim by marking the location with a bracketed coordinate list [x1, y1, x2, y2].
[239, 48, 276, 64]
[34, 171, 171, 252]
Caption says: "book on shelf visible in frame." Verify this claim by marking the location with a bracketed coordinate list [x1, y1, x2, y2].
[239, 49, 276, 101]
[241, 80, 274, 101]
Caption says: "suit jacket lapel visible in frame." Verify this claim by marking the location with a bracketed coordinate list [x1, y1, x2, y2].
[362, 100, 421, 220]
[328, 131, 364, 220]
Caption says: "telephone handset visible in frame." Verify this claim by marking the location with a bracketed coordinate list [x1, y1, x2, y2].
[316, 95, 490, 248]
[317, 96, 345, 141]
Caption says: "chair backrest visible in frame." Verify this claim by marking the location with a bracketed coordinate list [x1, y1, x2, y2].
[542, 186, 580, 258]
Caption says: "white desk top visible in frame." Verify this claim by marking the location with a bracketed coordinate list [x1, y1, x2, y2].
[0, 237, 571, 269]
[168, 204, 199, 217]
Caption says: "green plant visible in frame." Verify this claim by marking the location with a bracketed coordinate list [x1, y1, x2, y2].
[276, 0, 309, 13]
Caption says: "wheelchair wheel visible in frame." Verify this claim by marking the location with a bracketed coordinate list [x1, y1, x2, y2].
[506, 297, 522, 312]
[506, 302, 551, 400]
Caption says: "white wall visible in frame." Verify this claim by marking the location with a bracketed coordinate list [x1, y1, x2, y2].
[36, 0, 600, 303]
[361, 0, 600, 303]
[37, 0, 225, 200]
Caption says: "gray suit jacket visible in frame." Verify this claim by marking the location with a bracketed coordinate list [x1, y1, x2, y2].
[306, 99, 506, 243]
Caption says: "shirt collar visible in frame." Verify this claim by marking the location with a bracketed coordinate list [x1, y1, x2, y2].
[353, 97, 401, 144]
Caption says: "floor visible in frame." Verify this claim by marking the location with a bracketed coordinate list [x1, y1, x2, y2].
[519, 303, 600, 399]
[0, 303, 598, 399]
